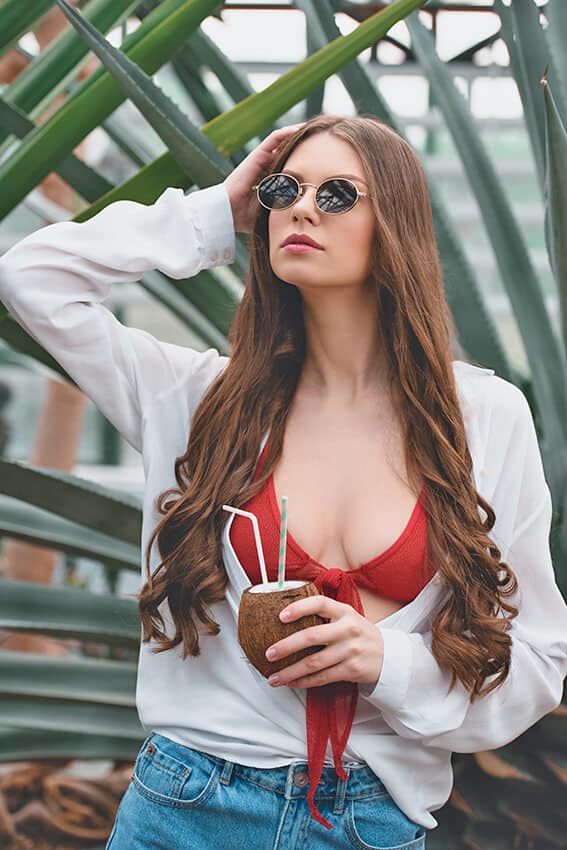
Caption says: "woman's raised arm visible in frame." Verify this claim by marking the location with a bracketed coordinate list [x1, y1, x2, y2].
[0, 123, 305, 452]
[0, 184, 235, 452]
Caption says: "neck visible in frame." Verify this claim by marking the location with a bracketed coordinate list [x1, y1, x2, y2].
[299, 285, 388, 403]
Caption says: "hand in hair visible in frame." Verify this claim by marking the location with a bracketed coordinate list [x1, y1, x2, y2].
[223, 124, 306, 234]
[264, 596, 384, 691]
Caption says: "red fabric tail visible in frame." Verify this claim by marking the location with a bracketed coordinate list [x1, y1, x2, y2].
[306, 685, 333, 830]
[305, 680, 358, 830]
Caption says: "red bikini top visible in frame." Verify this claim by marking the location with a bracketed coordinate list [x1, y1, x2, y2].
[231, 440, 433, 603]
[229, 439, 435, 832]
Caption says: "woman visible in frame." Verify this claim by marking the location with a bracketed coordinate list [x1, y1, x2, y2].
[1, 114, 566, 850]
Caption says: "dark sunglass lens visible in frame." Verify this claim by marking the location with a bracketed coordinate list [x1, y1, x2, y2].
[317, 178, 358, 213]
[258, 174, 298, 209]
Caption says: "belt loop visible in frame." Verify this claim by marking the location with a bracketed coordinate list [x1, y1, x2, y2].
[219, 760, 234, 785]
[333, 765, 350, 815]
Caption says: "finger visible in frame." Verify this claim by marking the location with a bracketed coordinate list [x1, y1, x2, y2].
[286, 661, 350, 689]
[238, 124, 305, 166]
[267, 621, 339, 663]
[260, 124, 306, 152]
[267, 123, 306, 138]
[281, 656, 353, 690]
[269, 643, 346, 687]
[280, 595, 346, 624]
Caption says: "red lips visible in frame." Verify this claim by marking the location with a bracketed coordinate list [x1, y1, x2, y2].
[281, 233, 323, 249]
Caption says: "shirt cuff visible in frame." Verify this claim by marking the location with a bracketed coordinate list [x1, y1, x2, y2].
[358, 626, 413, 713]
[184, 183, 235, 269]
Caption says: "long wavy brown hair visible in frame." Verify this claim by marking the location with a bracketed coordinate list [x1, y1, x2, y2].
[137, 114, 518, 701]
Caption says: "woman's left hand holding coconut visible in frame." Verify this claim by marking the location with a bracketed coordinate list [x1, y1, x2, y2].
[265, 597, 384, 690]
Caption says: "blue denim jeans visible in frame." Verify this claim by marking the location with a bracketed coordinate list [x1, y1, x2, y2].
[105, 732, 427, 850]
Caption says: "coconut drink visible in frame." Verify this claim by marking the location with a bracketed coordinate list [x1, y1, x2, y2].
[238, 579, 326, 677]
[223, 497, 326, 679]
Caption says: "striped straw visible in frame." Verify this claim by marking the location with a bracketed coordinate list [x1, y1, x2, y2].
[277, 495, 288, 590]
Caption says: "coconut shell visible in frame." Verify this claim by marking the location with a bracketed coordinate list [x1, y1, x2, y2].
[238, 581, 327, 678]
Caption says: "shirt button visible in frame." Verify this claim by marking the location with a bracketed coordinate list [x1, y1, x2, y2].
[223, 247, 232, 260]
[210, 251, 219, 262]
[294, 771, 309, 787]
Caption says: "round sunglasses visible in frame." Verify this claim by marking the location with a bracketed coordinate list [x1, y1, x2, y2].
[251, 172, 373, 215]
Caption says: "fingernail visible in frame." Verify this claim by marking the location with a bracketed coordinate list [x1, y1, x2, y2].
[266, 647, 277, 660]
[280, 610, 290, 621]
[269, 675, 281, 686]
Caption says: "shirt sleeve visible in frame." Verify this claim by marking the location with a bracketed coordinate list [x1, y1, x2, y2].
[0, 183, 235, 453]
[359, 386, 567, 753]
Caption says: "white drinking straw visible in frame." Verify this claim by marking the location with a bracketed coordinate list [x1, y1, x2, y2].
[222, 505, 268, 585]
[277, 496, 288, 590]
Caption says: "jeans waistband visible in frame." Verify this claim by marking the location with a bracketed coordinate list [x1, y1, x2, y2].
[149, 734, 389, 816]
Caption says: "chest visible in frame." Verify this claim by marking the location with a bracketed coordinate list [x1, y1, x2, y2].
[271, 395, 424, 621]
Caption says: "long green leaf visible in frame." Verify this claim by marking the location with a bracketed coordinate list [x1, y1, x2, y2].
[0, 0, 139, 146]
[44, 14, 253, 278]
[0, 652, 136, 706]
[55, 0, 252, 293]
[0, 496, 140, 571]
[305, 24, 325, 120]
[0, 0, 56, 55]
[169, 46, 252, 155]
[0, 697, 142, 738]
[56, 0, 230, 186]
[0, 0, 222, 220]
[172, 30, 262, 169]
[543, 0, 567, 129]
[492, 0, 548, 195]
[0, 343, 52, 374]
[171, 52, 225, 124]
[298, 0, 512, 379]
[0, 459, 142, 545]
[73, 0, 428, 221]
[406, 12, 567, 499]
[0, 95, 114, 201]
[171, 267, 243, 338]
[0, 727, 141, 762]
[140, 271, 230, 352]
[168, 37, 260, 181]
[0, 580, 140, 646]
[185, 27, 253, 106]
[206, 0, 427, 156]
[542, 76, 567, 510]
[102, 110, 160, 167]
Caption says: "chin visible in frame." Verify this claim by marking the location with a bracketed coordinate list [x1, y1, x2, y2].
[272, 261, 325, 285]
[273, 266, 312, 284]
[275, 276, 301, 288]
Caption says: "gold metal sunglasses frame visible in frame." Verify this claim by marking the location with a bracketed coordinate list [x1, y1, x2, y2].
[251, 172, 373, 215]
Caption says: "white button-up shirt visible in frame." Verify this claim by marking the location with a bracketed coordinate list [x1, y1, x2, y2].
[1, 183, 566, 831]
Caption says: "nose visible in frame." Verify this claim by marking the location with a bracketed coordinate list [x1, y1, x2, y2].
[291, 184, 320, 222]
